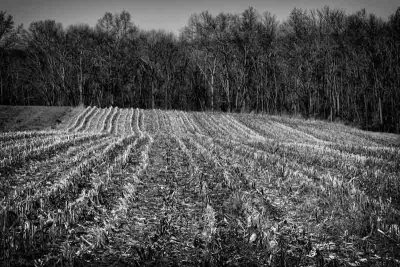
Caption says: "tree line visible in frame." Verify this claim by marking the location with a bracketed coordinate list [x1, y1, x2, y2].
[0, 7, 399, 132]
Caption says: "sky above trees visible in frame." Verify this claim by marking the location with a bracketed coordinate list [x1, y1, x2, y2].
[2, 0, 399, 33]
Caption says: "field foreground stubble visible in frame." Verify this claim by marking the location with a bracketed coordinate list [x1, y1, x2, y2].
[1, 107, 400, 266]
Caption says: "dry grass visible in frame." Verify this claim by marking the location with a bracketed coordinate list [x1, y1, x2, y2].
[0, 105, 83, 132]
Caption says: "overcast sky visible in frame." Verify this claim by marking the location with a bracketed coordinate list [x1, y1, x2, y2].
[1, 0, 398, 34]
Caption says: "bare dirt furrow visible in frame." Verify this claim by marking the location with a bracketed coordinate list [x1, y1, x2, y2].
[96, 107, 111, 132]
[0, 132, 108, 177]
[179, 133, 281, 265]
[115, 108, 129, 136]
[101, 107, 117, 132]
[74, 106, 98, 132]
[84, 107, 105, 133]
[190, 113, 218, 137]
[111, 108, 123, 135]
[131, 108, 141, 136]
[0, 130, 93, 156]
[1, 107, 399, 266]
[0, 135, 113, 200]
[2, 135, 118, 207]
[142, 109, 157, 134]
[67, 106, 94, 132]
[107, 107, 120, 134]
[211, 134, 400, 264]
[123, 108, 134, 135]
[216, 137, 400, 209]
[0, 134, 141, 262]
[0, 133, 62, 159]
[82, 134, 206, 265]
[0, 130, 58, 143]
[63, 135, 154, 263]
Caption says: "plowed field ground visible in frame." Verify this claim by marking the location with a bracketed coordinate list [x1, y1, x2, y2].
[1, 106, 400, 266]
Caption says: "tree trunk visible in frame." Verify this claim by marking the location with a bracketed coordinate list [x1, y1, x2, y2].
[79, 82, 83, 106]
[336, 93, 340, 118]
[79, 52, 83, 106]
[151, 81, 155, 109]
[364, 94, 368, 128]
[378, 96, 383, 126]
[0, 75, 3, 105]
[273, 66, 278, 113]
[165, 80, 168, 110]
[210, 57, 216, 111]
[256, 86, 259, 112]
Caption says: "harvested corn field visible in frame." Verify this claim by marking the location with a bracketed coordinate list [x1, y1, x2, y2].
[1, 106, 400, 266]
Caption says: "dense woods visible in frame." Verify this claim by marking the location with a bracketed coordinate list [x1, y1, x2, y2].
[0, 7, 399, 132]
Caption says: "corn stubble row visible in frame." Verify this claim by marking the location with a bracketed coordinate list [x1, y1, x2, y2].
[0, 107, 399, 266]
